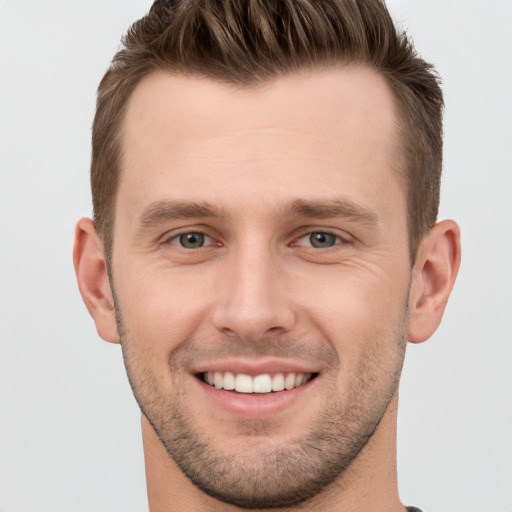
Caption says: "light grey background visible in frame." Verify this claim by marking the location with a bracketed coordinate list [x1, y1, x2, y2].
[1, 1, 511, 511]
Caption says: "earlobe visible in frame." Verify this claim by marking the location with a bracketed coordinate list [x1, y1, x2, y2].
[73, 218, 120, 344]
[408, 220, 461, 344]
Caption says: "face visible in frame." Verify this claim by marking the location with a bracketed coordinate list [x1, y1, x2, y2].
[111, 67, 412, 508]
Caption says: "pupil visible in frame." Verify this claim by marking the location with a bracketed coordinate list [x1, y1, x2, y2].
[180, 232, 204, 248]
[310, 232, 335, 248]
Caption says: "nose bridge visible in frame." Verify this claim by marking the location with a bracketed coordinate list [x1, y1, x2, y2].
[213, 241, 295, 340]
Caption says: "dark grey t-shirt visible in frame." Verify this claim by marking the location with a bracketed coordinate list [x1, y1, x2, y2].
[406, 507, 423, 512]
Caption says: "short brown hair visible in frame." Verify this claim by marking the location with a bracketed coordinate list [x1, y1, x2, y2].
[91, 0, 443, 264]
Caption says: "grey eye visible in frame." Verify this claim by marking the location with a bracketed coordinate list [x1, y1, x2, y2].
[309, 232, 338, 248]
[178, 232, 205, 248]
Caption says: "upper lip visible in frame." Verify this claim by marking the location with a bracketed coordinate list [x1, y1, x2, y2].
[190, 358, 322, 376]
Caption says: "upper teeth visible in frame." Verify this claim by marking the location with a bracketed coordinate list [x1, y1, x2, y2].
[204, 372, 312, 393]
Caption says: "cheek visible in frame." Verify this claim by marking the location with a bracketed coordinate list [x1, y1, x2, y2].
[113, 261, 214, 364]
[294, 262, 410, 358]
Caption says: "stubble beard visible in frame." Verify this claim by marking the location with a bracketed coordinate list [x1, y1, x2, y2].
[114, 293, 408, 509]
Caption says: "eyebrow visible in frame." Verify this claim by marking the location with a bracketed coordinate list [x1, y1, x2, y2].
[280, 198, 379, 227]
[137, 197, 378, 230]
[138, 200, 228, 229]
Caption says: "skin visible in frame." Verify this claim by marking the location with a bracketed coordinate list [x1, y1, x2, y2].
[74, 66, 461, 511]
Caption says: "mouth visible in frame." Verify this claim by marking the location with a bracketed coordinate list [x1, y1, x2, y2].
[200, 371, 317, 394]
[191, 360, 321, 417]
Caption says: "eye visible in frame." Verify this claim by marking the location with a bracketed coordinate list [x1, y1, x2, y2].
[296, 231, 343, 249]
[169, 232, 214, 249]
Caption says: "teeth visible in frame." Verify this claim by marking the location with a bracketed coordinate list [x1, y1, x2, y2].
[253, 374, 272, 393]
[272, 373, 285, 391]
[214, 371, 223, 389]
[235, 374, 253, 393]
[203, 371, 312, 393]
[223, 371, 235, 390]
[284, 373, 296, 390]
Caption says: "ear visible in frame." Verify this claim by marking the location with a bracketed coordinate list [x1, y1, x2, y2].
[73, 218, 119, 343]
[408, 220, 461, 344]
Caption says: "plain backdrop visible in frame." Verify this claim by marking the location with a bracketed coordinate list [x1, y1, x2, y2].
[1, 1, 511, 511]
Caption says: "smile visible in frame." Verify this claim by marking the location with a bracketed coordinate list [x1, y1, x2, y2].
[202, 371, 314, 393]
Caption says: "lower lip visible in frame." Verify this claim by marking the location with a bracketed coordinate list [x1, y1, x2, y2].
[193, 375, 317, 418]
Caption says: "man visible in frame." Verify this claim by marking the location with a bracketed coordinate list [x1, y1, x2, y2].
[73, 0, 461, 510]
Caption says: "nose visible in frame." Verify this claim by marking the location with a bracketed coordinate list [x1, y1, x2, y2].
[212, 245, 296, 342]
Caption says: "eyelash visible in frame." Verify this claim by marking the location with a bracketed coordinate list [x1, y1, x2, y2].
[166, 231, 219, 249]
[293, 230, 350, 249]
[163, 229, 352, 250]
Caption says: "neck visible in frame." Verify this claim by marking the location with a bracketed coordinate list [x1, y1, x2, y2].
[143, 393, 405, 512]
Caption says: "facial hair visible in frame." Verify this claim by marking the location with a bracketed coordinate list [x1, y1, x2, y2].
[113, 287, 408, 509]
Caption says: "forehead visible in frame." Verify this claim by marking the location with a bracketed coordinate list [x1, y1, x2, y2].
[118, 66, 404, 224]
